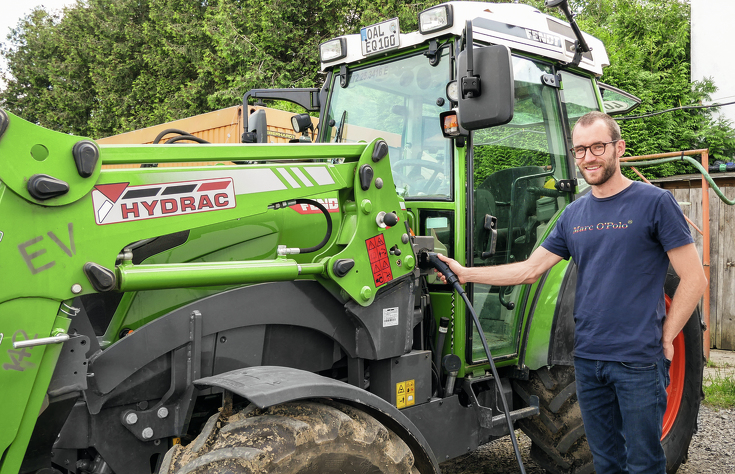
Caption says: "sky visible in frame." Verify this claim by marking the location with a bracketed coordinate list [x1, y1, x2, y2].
[0, 0, 76, 89]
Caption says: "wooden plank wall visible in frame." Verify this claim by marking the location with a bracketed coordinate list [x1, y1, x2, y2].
[656, 174, 735, 350]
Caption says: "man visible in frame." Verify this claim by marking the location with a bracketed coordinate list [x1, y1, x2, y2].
[437, 111, 707, 473]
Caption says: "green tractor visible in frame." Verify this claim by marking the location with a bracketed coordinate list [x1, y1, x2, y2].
[0, 2, 704, 473]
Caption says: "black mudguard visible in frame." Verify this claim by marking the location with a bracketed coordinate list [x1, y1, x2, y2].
[195, 366, 440, 474]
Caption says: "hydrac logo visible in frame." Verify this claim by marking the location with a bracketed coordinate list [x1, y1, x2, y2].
[92, 178, 236, 225]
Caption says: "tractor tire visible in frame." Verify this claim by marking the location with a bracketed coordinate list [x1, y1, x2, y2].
[513, 269, 704, 474]
[513, 365, 593, 474]
[159, 400, 420, 474]
[661, 268, 704, 473]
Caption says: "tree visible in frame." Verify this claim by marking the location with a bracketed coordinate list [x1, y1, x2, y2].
[0, 0, 443, 138]
[527, 0, 735, 176]
[2, 0, 733, 173]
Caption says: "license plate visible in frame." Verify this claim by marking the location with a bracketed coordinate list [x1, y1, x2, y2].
[361, 18, 400, 56]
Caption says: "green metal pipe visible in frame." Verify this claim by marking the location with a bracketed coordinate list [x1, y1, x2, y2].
[99, 142, 367, 165]
[621, 157, 735, 205]
[116, 259, 326, 291]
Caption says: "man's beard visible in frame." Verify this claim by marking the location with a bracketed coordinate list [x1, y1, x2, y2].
[579, 155, 617, 186]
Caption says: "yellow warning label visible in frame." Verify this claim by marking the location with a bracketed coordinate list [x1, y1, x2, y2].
[172, 437, 181, 445]
[396, 382, 406, 408]
[396, 380, 416, 408]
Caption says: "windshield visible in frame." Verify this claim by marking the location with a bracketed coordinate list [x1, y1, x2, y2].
[324, 50, 452, 200]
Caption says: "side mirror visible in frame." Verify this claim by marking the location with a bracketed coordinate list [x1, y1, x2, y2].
[243, 109, 268, 143]
[456, 43, 514, 130]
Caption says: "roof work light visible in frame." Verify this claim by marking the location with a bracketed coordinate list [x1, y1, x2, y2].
[320, 38, 347, 63]
[419, 4, 453, 34]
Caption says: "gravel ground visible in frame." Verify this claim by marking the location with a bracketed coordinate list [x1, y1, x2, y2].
[441, 350, 735, 473]
[440, 429, 542, 474]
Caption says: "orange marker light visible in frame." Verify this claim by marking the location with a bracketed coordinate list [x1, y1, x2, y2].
[443, 113, 459, 136]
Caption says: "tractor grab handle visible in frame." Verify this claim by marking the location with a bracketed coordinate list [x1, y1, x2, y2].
[13, 334, 70, 349]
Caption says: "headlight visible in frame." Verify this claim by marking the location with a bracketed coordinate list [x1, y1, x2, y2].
[320, 38, 347, 63]
[419, 4, 453, 34]
[446, 81, 459, 102]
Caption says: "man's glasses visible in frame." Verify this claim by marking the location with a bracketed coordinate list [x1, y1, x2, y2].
[570, 140, 618, 160]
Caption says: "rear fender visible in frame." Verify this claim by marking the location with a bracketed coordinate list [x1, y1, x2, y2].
[195, 365, 440, 474]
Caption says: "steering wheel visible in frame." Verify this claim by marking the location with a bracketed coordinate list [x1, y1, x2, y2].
[391, 159, 446, 195]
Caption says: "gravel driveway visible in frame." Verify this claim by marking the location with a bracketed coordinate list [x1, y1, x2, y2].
[441, 350, 735, 473]
[441, 405, 734, 473]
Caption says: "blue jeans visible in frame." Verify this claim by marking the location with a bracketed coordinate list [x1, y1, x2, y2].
[574, 356, 670, 474]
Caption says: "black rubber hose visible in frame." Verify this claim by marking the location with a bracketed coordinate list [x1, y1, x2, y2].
[164, 135, 210, 144]
[152, 128, 197, 144]
[293, 199, 332, 254]
[434, 317, 450, 396]
[425, 252, 527, 474]
[421, 278, 442, 397]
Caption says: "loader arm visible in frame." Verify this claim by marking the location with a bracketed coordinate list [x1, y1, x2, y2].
[0, 110, 414, 472]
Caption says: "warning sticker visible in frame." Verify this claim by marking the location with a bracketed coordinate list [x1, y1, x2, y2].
[396, 382, 406, 408]
[383, 307, 399, 327]
[366, 234, 393, 287]
[406, 380, 415, 406]
[92, 178, 235, 225]
[396, 380, 415, 409]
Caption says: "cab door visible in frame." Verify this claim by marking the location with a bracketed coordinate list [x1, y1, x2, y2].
[467, 56, 572, 362]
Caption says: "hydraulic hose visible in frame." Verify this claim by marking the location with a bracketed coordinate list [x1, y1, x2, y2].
[164, 135, 211, 144]
[621, 156, 735, 205]
[421, 252, 527, 474]
[152, 128, 203, 144]
[292, 199, 332, 254]
[267, 198, 333, 254]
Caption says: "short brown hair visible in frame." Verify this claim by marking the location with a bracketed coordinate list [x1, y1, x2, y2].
[573, 111, 621, 141]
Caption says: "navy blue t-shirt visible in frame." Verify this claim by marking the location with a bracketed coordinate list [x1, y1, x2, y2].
[541, 181, 694, 362]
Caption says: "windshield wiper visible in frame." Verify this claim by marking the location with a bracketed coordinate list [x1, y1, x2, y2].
[335, 110, 347, 143]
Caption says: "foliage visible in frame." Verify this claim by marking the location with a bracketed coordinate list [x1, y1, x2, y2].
[0, 0, 443, 138]
[703, 371, 735, 409]
[473, 129, 552, 184]
[524, 0, 735, 179]
[2, 0, 734, 177]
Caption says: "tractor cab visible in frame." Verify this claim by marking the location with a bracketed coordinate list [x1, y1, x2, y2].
[309, 1, 612, 364]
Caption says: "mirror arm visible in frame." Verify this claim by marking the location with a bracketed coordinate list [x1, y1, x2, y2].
[242, 88, 320, 139]
[465, 20, 474, 76]
[461, 20, 481, 99]
[546, 0, 590, 68]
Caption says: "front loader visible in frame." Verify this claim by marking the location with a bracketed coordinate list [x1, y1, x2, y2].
[1, 2, 707, 473]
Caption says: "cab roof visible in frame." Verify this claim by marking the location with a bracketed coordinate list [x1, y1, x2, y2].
[321, 1, 609, 76]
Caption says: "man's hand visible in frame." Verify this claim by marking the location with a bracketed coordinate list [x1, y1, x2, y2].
[435, 254, 467, 285]
[432, 247, 563, 287]
[663, 340, 674, 361]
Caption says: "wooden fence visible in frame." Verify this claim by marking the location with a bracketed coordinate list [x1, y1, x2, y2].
[652, 172, 735, 350]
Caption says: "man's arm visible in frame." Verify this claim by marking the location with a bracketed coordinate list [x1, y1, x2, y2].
[436, 246, 563, 286]
[663, 243, 708, 360]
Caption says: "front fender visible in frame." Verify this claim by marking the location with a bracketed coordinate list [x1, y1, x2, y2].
[195, 365, 440, 474]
